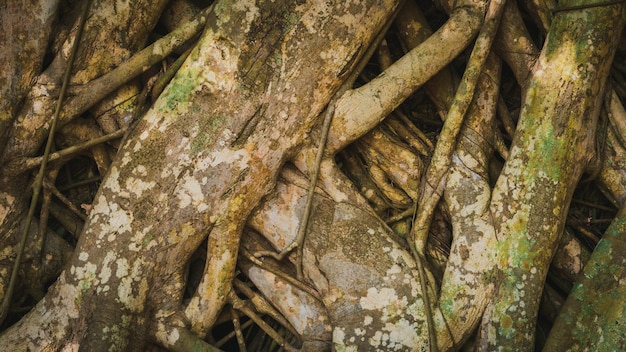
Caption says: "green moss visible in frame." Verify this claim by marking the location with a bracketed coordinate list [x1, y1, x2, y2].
[285, 12, 299, 27]
[81, 280, 90, 291]
[606, 214, 626, 236]
[142, 233, 154, 246]
[189, 115, 227, 155]
[536, 128, 561, 179]
[439, 297, 454, 316]
[159, 68, 201, 113]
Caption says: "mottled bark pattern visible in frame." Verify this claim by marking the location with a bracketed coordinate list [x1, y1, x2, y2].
[251, 179, 435, 350]
[478, 2, 626, 349]
[0, 0, 399, 349]
[0, 0, 167, 325]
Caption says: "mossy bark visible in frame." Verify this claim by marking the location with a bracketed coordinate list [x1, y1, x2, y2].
[0, 0, 399, 349]
[477, 2, 626, 349]
[544, 205, 626, 351]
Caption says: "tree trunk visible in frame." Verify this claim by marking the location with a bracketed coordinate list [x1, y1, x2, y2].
[2, 0, 626, 351]
[478, 2, 626, 349]
[0, 0, 399, 349]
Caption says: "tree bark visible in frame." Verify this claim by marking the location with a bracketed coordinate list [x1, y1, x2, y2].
[0, 0, 399, 349]
[0, 0, 168, 306]
[2, 0, 626, 350]
[478, 2, 626, 349]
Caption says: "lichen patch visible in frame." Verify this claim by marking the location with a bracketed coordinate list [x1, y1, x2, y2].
[360, 287, 400, 311]
[117, 260, 149, 313]
[177, 174, 206, 210]
[155, 322, 181, 347]
[71, 262, 99, 291]
[99, 251, 117, 285]
[116, 258, 129, 278]
[125, 177, 156, 198]
[197, 148, 251, 171]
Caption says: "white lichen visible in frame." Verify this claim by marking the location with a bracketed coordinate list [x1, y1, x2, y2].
[360, 287, 399, 311]
[125, 177, 156, 198]
[363, 315, 373, 326]
[177, 175, 207, 210]
[117, 260, 149, 313]
[197, 148, 251, 171]
[72, 262, 99, 290]
[99, 251, 117, 285]
[155, 323, 180, 346]
[116, 258, 129, 278]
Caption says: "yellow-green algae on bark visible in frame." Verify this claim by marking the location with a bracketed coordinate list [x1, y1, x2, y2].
[543, 205, 626, 351]
[477, 1, 626, 350]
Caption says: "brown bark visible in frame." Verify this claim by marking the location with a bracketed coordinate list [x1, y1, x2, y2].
[478, 2, 626, 348]
[2, 0, 625, 350]
[0, 0, 168, 307]
[0, 0, 399, 349]
[0, 0, 59, 152]
[249, 169, 437, 350]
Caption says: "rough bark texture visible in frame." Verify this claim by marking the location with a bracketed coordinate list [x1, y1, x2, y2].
[544, 205, 626, 351]
[250, 175, 437, 350]
[0, 0, 58, 152]
[327, 0, 488, 153]
[0, 0, 399, 349]
[478, 2, 626, 349]
[0, 0, 168, 305]
[3, 0, 626, 350]
[436, 53, 500, 350]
